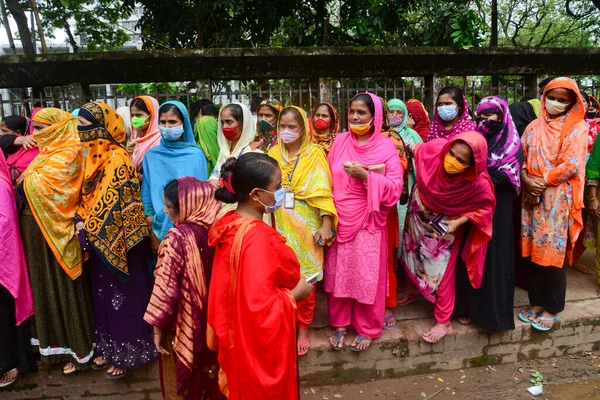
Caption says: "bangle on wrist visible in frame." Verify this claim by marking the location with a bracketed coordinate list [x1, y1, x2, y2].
[589, 197, 598, 201]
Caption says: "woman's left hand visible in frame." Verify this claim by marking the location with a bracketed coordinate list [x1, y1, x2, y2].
[444, 219, 462, 235]
[343, 162, 368, 181]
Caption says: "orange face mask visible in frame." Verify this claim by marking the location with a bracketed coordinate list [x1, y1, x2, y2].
[444, 154, 468, 175]
[349, 118, 373, 136]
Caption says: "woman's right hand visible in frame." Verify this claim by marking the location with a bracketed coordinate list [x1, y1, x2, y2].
[291, 278, 313, 302]
[590, 198, 600, 217]
[150, 231, 160, 253]
[14, 135, 37, 150]
[153, 327, 170, 356]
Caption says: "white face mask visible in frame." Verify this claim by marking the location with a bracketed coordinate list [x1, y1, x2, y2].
[279, 129, 301, 144]
[545, 99, 569, 116]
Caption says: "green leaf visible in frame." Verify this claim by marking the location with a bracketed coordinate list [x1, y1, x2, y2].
[59, 0, 69, 7]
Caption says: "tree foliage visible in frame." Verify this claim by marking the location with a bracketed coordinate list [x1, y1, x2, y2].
[123, 0, 487, 49]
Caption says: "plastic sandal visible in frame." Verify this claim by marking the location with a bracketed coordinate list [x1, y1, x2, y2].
[350, 335, 373, 352]
[531, 314, 560, 332]
[91, 360, 111, 371]
[330, 330, 347, 351]
[397, 293, 421, 307]
[518, 309, 542, 324]
[383, 311, 397, 329]
[570, 263, 592, 275]
[422, 327, 453, 344]
[0, 368, 18, 388]
[105, 369, 128, 380]
[298, 338, 311, 356]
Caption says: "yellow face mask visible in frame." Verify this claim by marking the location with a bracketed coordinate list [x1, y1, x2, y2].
[349, 118, 373, 136]
[444, 154, 469, 175]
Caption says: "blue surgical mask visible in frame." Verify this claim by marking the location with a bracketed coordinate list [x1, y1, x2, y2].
[258, 187, 285, 214]
[437, 105, 458, 122]
[159, 125, 184, 141]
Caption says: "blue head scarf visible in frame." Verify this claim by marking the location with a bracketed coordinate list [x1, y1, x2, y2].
[140, 100, 209, 241]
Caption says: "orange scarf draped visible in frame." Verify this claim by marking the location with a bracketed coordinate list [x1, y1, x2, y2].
[76, 102, 148, 280]
[22, 108, 85, 280]
[523, 77, 588, 264]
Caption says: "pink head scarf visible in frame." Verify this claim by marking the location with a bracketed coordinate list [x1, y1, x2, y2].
[131, 95, 161, 169]
[0, 152, 34, 325]
[327, 92, 404, 242]
[415, 131, 496, 288]
[6, 109, 40, 180]
[427, 92, 477, 142]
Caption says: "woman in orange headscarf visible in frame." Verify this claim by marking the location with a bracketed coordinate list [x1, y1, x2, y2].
[519, 77, 588, 332]
[18, 108, 93, 375]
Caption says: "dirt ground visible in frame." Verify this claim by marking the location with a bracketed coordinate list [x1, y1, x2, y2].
[301, 351, 600, 400]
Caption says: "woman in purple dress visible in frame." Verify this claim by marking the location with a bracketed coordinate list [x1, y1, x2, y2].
[75, 102, 157, 379]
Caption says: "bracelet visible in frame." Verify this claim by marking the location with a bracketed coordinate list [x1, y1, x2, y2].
[589, 198, 598, 201]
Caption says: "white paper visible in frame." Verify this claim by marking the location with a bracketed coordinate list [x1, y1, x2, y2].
[527, 386, 543, 396]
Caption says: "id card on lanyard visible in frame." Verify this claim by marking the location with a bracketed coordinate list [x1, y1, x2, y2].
[284, 155, 301, 209]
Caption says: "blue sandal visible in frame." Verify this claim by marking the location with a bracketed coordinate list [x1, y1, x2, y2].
[383, 312, 397, 329]
[531, 314, 560, 332]
[350, 335, 373, 352]
[518, 309, 542, 323]
[330, 330, 347, 351]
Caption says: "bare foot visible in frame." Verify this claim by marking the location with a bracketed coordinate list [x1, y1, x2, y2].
[423, 323, 452, 343]
[106, 366, 126, 377]
[597, 287, 600, 298]
[93, 356, 110, 367]
[458, 316, 472, 325]
[297, 328, 310, 353]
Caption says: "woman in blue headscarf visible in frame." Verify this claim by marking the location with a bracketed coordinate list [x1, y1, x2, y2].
[141, 101, 209, 256]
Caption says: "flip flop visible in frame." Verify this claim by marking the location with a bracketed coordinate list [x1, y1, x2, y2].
[383, 311, 397, 329]
[330, 330, 347, 351]
[0, 369, 18, 388]
[518, 309, 543, 324]
[422, 327, 453, 344]
[458, 316, 472, 325]
[91, 361, 110, 371]
[397, 293, 421, 307]
[62, 364, 78, 376]
[105, 369, 128, 380]
[298, 338, 311, 356]
[531, 314, 560, 332]
[570, 263, 592, 275]
[350, 335, 373, 352]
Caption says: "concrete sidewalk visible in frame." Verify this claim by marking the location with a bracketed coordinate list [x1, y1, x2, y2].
[2, 251, 600, 399]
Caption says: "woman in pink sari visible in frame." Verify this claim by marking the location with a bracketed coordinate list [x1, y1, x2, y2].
[325, 92, 403, 352]
[0, 152, 35, 387]
[402, 132, 495, 343]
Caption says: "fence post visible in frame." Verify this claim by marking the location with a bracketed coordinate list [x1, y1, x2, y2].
[65, 82, 91, 109]
[524, 74, 538, 100]
[196, 79, 212, 102]
[424, 74, 443, 116]
[319, 78, 332, 104]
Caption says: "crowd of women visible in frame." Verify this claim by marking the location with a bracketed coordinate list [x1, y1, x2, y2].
[0, 75, 598, 399]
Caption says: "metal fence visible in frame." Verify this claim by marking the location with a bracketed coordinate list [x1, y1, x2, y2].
[2, 76, 598, 130]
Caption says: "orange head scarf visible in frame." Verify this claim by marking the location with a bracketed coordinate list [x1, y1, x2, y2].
[22, 108, 85, 280]
[524, 77, 587, 263]
[76, 102, 148, 281]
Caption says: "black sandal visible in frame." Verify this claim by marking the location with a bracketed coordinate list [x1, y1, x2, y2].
[105, 369, 128, 380]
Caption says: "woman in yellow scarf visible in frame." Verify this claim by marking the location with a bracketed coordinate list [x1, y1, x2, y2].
[268, 106, 338, 356]
[18, 108, 93, 375]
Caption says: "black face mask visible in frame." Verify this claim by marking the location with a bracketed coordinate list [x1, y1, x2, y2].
[587, 111, 598, 119]
[475, 117, 503, 137]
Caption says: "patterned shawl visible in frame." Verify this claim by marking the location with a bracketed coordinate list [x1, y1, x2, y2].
[427, 94, 476, 142]
[76, 102, 149, 282]
[131, 95, 161, 169]
[22, 108, 85, 280]
[475, 96, 523, 195]
[145, 177, 220, 394]
[310, 102, 339, 153]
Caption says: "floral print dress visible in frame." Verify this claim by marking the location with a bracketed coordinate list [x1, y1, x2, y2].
[402, 187, 455, 302]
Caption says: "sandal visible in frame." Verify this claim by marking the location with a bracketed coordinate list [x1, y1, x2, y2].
[105, 368, 128, 380]
[91, 359, 110, 371]
[423, 326, 453, 344]
[350, 335, 373, 352]
[383, 311, 397, 329]
[298, 338, 311, 356]
[62, 363, 78, 376]
[0, 368, 19, 388]
[531, 314, 560, 332]
[397, 293, 421, 306]
[329, 330, 347, 351]
[570, 263, 592, 275]
[458, 316, 472, 325]
[518, 308, 543, 324]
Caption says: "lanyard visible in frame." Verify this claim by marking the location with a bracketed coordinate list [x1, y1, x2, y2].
[237, 146, 248, 158]
[288, 155, 301, 186]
